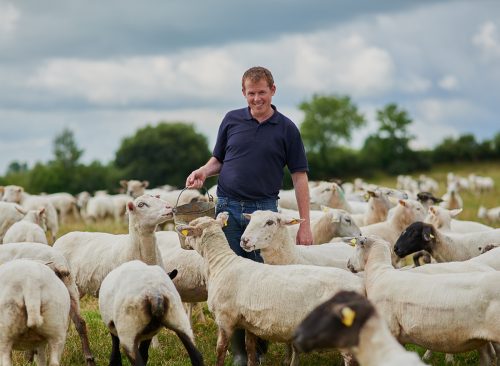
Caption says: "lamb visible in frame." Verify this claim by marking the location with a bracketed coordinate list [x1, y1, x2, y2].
[425, 205, 494, 233]
[0, 242, 97, 365]
[3, 208, 48, 244]
[293, 291, 425, 366]
[46, 192, 79, 224]
[53, 194, 173, 297]
[0, 201, 25, 242]
[1, 185, 59, 243]
[240, 210, 360, 270]
[347, 235, 500, 366]
[0, 259, 71, 366]
[99, 260, 204, 366]
[177, 213, 365, 366]
[394, 221, 500, 263]
[478, 205, 500, 223]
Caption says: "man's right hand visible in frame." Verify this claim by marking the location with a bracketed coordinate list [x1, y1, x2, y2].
[186, 168, 206, 189]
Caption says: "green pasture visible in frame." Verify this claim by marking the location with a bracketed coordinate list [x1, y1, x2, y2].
[13, 162, 500, 365]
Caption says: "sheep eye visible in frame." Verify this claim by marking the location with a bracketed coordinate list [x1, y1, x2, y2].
[138, 202, 147, 208]
[345, 218, 351, 224]
[265, 220, 274, 226]
[324, 188, 331, 192]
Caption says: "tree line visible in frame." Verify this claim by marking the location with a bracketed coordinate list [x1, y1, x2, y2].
[1, 94, 499, 194]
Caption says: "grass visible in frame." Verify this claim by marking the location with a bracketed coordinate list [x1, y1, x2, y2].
[12, 161, 500, 365]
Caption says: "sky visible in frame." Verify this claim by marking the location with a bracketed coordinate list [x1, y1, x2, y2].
[1, 0, 499, 175]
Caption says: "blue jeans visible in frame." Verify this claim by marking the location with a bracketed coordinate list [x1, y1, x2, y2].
[216, 196, 278, 262]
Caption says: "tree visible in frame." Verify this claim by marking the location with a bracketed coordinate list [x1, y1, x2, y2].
[115, 122, 211, 188]
[52, 128, 83, 168]
[299, 94, 365, 179]
[361, 103, 421, 174]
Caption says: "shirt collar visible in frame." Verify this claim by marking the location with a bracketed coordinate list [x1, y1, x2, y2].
[244, 105, 278, 124]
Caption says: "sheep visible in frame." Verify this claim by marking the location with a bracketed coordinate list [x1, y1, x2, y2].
[75, 191, 91, 217]
[394, 221, 500, 263]
[416, 191, 443, 211]
[3, 208, 48, 244]
[53, 194, 173, 297]
[350, 189, 392, 227]
[46, 192, 79, 224]
[240, 210, 360, 270]
[293, 291, 425, 366]
[425, 205, 494, 233]
[176, 213, 365, 366]
[83, 194, 115, 222]
[156, 231, 208, 324]
[0, 242, 96, 365]
[99, 260, 204, 366]
[347, 235, 500, 366]
[360, 199, 426, 254]
[1, 185, 59, 243]
[478, 205, 500, 224]
[0, 201, 25, 242]
[439, 182, 463, 210]
[309, 182, 363, 213]
[0, 259, 71, 366]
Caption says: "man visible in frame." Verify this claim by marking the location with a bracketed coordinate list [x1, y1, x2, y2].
[186, 66, 312, 365]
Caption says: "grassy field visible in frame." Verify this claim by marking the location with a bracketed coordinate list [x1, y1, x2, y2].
[12, 161, 500, 365]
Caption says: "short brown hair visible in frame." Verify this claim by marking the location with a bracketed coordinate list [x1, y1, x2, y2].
[242, 66, 274, 88]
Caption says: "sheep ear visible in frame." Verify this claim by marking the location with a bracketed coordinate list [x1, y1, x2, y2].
[120, 180, 128, 188]
[127, 202, 135, 211]
[176, 224, 196, 237]
[429, 206, 437, 215]
[142, 180, 150, 188]
[216, 212, 229, 227]
[243, 213, 252, 221]
[399, 199, 407, 207]
[422, 226, 435, 241]
[168, 269, 178, 280]
[449, 208, 462, 218]
[283, 217, 304, 226]
[38, 207, 46, 215]
[340, 307, 356, 327]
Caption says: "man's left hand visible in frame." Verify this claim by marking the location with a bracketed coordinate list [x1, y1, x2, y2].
[296, 224, 313, 245]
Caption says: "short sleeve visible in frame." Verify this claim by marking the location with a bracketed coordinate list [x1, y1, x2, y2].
[212, 116, 229, 162]
[285, 123, 309, 173]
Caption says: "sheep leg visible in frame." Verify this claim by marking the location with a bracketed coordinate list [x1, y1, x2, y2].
[492, 342, 500, 366]
[109, 334, 123, 366]
[283, 343, 292, 365]
[422, 350, 433, 362]
[444, 353, 454, 364]
[138, 339, 151, 365]
[174, 330, 204, 366]
[479, 343, 493, 366]
[340, 351, 358, 366]
[47, 338, 66, 366]
[195, 303, 207, 323]
[289, 344, 300, 366]
[245, 331, 258, 366]
[216, 327, 231, 366]
[150, 335, 160, 348]
[69, 301, 96, 366]
[34, 345, 47, 366]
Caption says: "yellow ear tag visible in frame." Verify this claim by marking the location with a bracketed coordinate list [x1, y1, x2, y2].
[429, 234, 435, 239]
[181, 229, 189, 236]
[341, 307, 356, 327]
[322, 206, 329, 212]
[364, 193, 370, 201]
[223, 219, 228, 227]
[349, 238, 357, 246]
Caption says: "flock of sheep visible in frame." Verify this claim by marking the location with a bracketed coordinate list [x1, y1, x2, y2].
[0, 170, 498, 366]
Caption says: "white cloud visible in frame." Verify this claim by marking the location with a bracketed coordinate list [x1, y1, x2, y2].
[438, 75, 459, 91]
[0, 2, 19, 35]
[472, 21, 500, 59]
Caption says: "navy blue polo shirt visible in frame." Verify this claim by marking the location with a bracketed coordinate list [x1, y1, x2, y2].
[213, 105, 308, 201]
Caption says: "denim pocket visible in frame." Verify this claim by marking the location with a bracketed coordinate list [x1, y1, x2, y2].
[216, 197, 228, 215]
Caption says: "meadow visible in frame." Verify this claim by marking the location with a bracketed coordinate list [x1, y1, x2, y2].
[12, 161, 500, 366]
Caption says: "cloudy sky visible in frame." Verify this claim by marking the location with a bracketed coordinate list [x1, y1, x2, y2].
[1, 0, 499, 174]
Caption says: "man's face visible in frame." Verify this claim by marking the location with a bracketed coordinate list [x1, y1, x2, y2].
[242, 78, 276, 119]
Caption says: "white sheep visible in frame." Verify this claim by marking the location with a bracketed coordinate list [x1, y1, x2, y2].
[3, 208, 48, 244]
[177, 213, 365, 366]
[240, 210, 359, 270]
[347, 236, 500, 366]
[53, 194, 173, 297]
[425, 205, 494, 233]
[309, 182, 360, 213]
[1, 185, 59, 243]
[0, 242, 97, 365]
[83, 194, 115, 222]
[156, 231, 208, 324]
[293, 291, 425, 366]
[99, 260, 204, 365]
[350, 189, 393, 227]
[394, 221, 500, 263]
[439, 182, 463, 210]
[0, 201, 25, 242]
[478, 205, 500, 223]
[46, 192, 79, 224]
[0, 259, 71, 366]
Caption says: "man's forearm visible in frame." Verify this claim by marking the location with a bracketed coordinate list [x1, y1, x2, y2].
[202, 157, 222, 177]
[292, 171, 311, 223]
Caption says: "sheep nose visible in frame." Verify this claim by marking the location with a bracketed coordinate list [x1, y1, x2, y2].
[240, 237, 249, 246]
[347, 261, 357, 273]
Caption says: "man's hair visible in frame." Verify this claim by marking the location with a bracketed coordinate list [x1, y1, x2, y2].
[242, 66, 274, 88]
